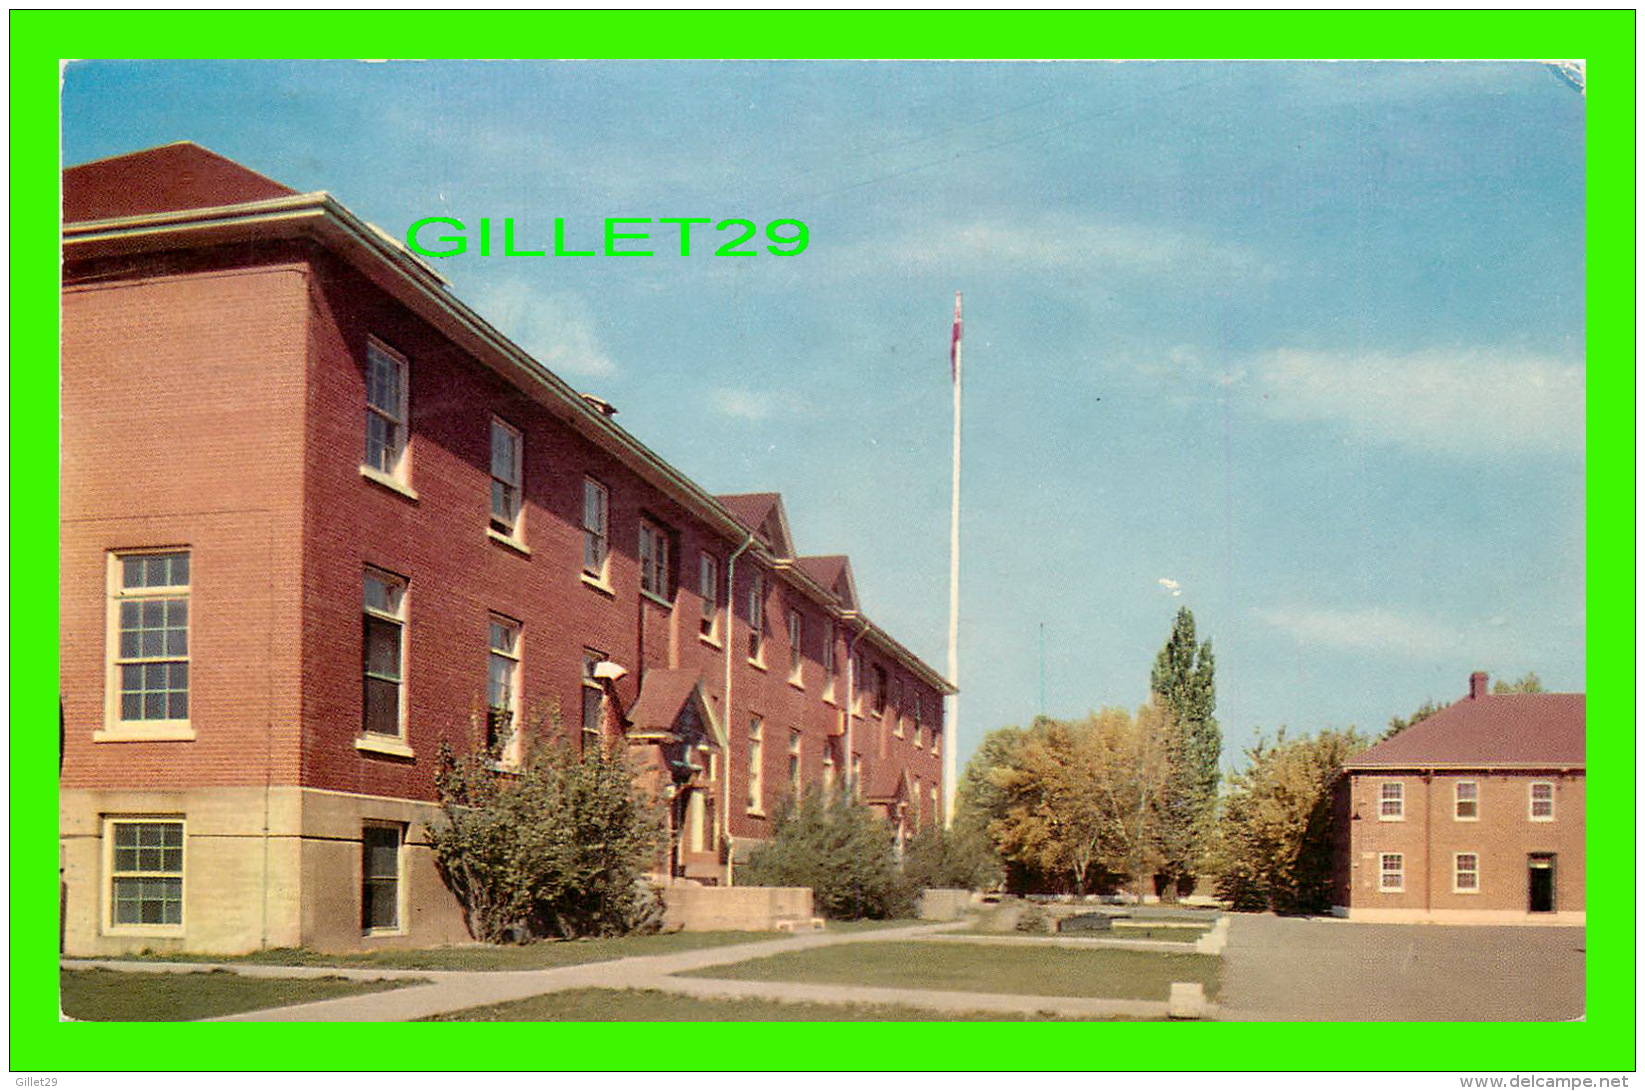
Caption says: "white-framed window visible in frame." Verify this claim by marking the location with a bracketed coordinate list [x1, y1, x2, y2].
[1455, 780, 1479, 821]
[932, 719, 941, 758]
[1379, 853, 1404, 892]
[362, 571, 407, 739]
[850, 652, 865, 715]
[821, 619, 837, 702]
[582, 478, 610, 581]
[365, 339, 409, 479]
[746, 571, 767, 665]
[487, 616, 521, 762]
[822, 745, 836, 794]
[788, 729, 803, 797]
[1453, 852, 1480, 894]
[361, 824, 404, 934]
[787, 609, 804, 686]
[490, 417, 523, 536]
[640, 519, 672, 600]
[1529, 781, 1555, 821]
[931, 784, 939, 825]
[581, 651, 607, 752]
[873, 665, 889, 716]
[106, 818, 184, 931]
[1378, 781, 1405, 821]
[850, 752, 862, 799]
[699, 554, 720, 643]
[109, 550, 191, 728]
[747, 717, 765, 814]
[891, 676, 905, 736]
[913, 693, 925, 748]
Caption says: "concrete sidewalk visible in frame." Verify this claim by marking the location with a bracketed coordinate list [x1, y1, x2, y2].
[63, 921, 1183, 1021]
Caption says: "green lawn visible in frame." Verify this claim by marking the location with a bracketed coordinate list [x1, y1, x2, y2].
[816, 918, 935, 934]
[60, 968, 420, 1022]
[116, 931, 771, 972]
[418, 987, 1137, 1021]
[679, 940, 1221, 1001]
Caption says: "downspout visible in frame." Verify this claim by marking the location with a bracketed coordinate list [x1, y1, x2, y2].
[1424, 769, 1434, 917]
[721, 531, 756, 887]
[844, 616, 871, 798]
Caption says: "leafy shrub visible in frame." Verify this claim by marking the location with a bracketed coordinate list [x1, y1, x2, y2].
[740, 788, 915, 920]
[428, 731, 665, 942]
[900, 817, 1004, 893]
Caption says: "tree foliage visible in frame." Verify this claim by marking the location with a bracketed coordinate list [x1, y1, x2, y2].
[1493, 671, 1545, 694]
[1382, 698, 1443, 741]
[967, 706, 1171, 896]
[428, 732, 665, 943]
[1150, 607, 1221, 894]
[1210, 728, 1366, 913]
[740, 788, 915, 920]
[900, 796, 1004, 893]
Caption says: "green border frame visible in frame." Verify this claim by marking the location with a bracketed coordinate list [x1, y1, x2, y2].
[12, 9, 1634, 1073]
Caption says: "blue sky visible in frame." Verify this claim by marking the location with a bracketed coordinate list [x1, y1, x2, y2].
[62, 59, 1587, 771]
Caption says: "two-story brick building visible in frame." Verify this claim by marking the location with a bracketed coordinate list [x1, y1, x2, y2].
[59, 142, 953, 955]
[1331, 672, 1584, 925]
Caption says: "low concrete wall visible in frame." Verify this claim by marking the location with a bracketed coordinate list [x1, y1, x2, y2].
[662, 885, 814, 932]
[917, 888, 974, 921]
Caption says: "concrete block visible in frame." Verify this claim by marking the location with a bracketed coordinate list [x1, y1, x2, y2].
[1168, 982, 1208, 1019]
[916, 888, 973, 921]
[661, 884, 814, 932]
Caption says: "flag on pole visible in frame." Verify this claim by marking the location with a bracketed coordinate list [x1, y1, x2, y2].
[950, 291, 963, 382]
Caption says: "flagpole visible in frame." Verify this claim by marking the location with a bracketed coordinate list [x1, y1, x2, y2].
[944, 292, 962, 828]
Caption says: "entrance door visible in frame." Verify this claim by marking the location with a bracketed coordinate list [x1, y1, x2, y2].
[1528, 854, 1556, 913]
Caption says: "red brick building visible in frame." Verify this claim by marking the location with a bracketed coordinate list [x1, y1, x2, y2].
[59, 143, 953, 955]
[1331, 672, 1584, 925]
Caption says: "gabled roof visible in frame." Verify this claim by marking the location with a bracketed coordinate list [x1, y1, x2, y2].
[863, 766, 912, 804]
[64, 142, 297, 224]
[625, 669, 724, 749]
[1345, 685, 1585, 771]
[795, 555, 859, 611]
[715, 492, 795, 558]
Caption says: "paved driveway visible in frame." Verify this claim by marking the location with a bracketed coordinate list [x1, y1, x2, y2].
[1219, 913, 1584, 1021]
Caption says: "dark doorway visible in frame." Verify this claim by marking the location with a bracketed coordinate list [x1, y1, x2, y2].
[1528, 854, 1556, 913]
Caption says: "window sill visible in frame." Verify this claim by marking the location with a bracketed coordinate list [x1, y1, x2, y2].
[788, 678, 805, 691]
[746, 659, 767, 672]
[1452, 889, 1481, 896]
[1528, 816, 1555, 823]
[581, 572, 616, 598]
[487, 528, 531, 555]
[95, 725, 196, 742]
[362, 928, 408, 939]
[746, 810, 766, 820]
[1377, 815, 1405, 822]
[360, 464, 419, 502]
[105, 925, 185, 938]
[640, 589, 675, 610]
[356, 735, 416, 759]
[1453, 816, 1479, 822]
[698, 633, 723, 650]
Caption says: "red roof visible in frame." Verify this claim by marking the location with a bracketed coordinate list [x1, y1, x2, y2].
[1346, 690, 1585, 770]
[716, 493, 781, 534]
[64, 142, 297, 224]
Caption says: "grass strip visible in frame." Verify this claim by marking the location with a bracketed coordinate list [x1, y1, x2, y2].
[60, 968, 421, 1022]
[418, 987, 1143, 1021]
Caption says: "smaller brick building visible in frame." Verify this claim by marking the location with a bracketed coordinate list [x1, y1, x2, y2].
[1331, 672, 1584, 925]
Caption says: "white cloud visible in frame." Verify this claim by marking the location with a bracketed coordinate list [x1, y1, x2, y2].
[1252, 348, 1583, 460]
[1253, 605, 1491, 660]
[463, 280, 617, 379]
[827, 215, 1275, 285]
[1158, 577, 1182, 597]
[710, 387, 779, 421]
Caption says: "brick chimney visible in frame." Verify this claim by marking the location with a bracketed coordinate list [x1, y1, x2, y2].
[1469, 671, 1489, 700]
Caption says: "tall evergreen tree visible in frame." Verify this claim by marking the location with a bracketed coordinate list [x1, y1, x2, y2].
[1149, 607, 1221, 897]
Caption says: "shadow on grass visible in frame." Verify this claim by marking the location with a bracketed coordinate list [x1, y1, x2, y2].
[60, 968, 422, 1022]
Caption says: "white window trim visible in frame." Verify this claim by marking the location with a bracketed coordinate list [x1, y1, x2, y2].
[580, 650, 608, 752]
[363, 338, 410, 483]
[361, 822, 407, 937]
[1454, 780, 1479, 822]
[581, 478, 612, 588]
[103, 816, 186, 936]
[746, 573, 767, 669]
[1528, 781, 1556, 822]
[1453, 852, 1481, 895]
[103, 550, 196, 741]
[361, 569, 409, 744]
[787, 609, 805, 688]
[488, 615, 523, 768]
[698, 553, 722, 647]
[747, 717, 765, 816]
[788, 729, 803, 797]
[1378, 781, 1405, 821]
[489, 416, 524, 541]
[639, 519, 673, 605]
[1378, 853, 1404, 893]
[821, 620, 837, 703]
